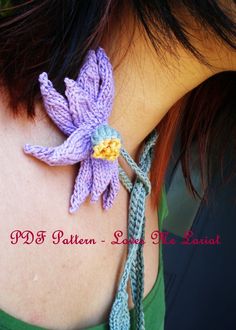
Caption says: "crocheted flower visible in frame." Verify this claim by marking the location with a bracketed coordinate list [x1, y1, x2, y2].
[23, 48, 121, 213]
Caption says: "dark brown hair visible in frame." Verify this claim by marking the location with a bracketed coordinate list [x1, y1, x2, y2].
[0, 0, 235, 207]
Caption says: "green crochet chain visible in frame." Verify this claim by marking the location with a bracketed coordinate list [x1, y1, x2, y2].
[109, 129, 158, 329]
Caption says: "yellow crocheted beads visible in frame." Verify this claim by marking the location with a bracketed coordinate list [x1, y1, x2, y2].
[92, 138, 121, 161]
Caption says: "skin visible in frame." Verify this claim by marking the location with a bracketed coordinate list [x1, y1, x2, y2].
[0, 5, 235, 330]
[106, 7, 236, 161]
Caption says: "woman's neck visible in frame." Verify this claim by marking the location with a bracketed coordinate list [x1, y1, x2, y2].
[101, 9, 235, 164]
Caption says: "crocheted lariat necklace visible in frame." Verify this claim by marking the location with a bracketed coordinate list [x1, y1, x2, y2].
[110, 131, 157, 330]
[23, 47, 158, 330]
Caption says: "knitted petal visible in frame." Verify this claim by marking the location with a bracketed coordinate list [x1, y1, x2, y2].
[64, 78, 99, 127]
[69, 158, 93, 213]
[24, 48, 121, 214]
[76, 50, 100, 100]
[96, 48, 114, 120]
[90, 158, 116, 203]
[102, 166, 120, 210]
[23, 127, 91, 166]
[39, 73, 76, 136]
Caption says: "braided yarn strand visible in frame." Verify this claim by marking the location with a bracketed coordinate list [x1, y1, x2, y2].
[109, 129, 158, 330]
[128, 131, 158, 330]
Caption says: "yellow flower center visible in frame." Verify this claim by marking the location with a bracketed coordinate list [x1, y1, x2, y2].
[92, 138, 121, 161]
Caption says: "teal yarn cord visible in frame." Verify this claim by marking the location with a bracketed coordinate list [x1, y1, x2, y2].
[109, 129, 158, 329]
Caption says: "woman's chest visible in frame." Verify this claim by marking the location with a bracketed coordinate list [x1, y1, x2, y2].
[0, 127, 159, 329]
[0, 107, 159, 330]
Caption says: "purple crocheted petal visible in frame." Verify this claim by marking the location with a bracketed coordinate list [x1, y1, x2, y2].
[64, 78, 99, 128]
[69, 158, 93, 213]
[76, 50, 100, 100]
[23, 127, 91, 166]
[102, 166, 120, 210]
[96, 48, 114, 120]
[90, 158, 117, 204]
[39, 73, 76, 136]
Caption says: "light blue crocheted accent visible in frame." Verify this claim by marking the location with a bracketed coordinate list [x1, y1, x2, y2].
[109, 129, 158, 330]
[91, 124, 122, 146]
